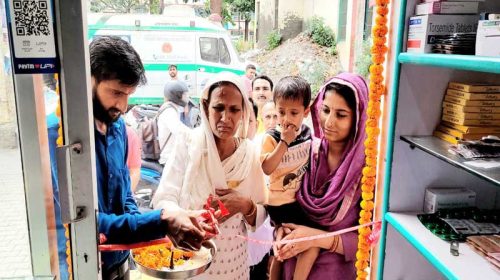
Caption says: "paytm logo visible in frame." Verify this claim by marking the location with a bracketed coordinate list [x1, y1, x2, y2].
[18, 63, 56, 70]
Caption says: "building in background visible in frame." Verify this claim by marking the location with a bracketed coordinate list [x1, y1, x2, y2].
[255, 0, 374, 72]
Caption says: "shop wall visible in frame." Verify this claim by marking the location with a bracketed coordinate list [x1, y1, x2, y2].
[277, 0, 304, 41]
[255, 0, 277, 48]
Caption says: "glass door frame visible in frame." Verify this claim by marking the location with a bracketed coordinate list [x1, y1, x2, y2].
[5, 0, 101, 278]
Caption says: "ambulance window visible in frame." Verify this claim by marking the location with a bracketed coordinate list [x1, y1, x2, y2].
[219, 39, 231, 65]
[200, 37, 219, 63]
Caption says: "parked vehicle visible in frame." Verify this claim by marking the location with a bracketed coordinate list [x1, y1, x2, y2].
[88, 12, 246, 105]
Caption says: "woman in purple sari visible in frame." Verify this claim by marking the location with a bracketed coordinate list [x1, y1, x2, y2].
[274, 73, 368, 280]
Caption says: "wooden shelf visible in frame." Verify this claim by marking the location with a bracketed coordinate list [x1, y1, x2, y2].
[401, 136, 500, 186]
[386, 212, 500, 280]
[398, 53, 500, 74]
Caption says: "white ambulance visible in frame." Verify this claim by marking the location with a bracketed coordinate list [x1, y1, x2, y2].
[88, 12, 246, 105]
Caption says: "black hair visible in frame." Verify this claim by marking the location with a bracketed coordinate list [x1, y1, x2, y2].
[273, 76, 311, 108]
[169, 64, 177, 70]
[252, 75, 274, 91]
[324, 83, 358, 135]
[248, 98, 258, 118]
[246, 64, 256, 70]
[90, 36, 146, 86]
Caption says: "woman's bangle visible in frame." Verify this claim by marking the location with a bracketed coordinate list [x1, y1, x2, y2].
[329, 236, 340, 253]
[245, 201, 257, 218]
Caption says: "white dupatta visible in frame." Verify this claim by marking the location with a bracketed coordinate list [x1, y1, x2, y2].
[161, 72, 265, 211]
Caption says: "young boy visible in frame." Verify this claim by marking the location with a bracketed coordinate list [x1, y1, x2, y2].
[260, 76, 318, 280]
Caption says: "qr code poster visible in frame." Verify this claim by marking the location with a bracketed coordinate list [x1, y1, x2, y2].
[7, 0, 56, 59]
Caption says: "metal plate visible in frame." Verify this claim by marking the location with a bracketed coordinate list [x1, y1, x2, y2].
[133, 240, 216, 279]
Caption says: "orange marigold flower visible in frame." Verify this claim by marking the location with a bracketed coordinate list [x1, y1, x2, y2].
[362, 177, 376, 186]
[360, 210, 373, 220]
[371, 45, 388, 54]
[356, 250, 370, 261]
[369, 94, 382, 102]
[356, 260, 369, 270]
[361, 183, 375, 193]
[377, 6, 389, 16]
[372, 54, 385, 64]
[362, 191, 374, 200]
[368, 101, 382, 110]
[365, 157, 377, 168]
[361, 200, 375, 210]
[365, 148, 377, 158]
[358, 226, 371, 235]
[375, 15, 388, 25]
[357, 270, 369, 278]
[367, 118, 379, 127]
[364, 138, 377, 149]
[370, 65, 384, 75]
[371, 82, 385, 92]
[362, 166, 376, 177]
[368, 107, 382, 118]
[376, 0, 390, 5]
[366, 126, 381, 137]
[373, 25, 388, 37]
[359, 217, 371, 223]
[373, 36, 387, 46]
[370, 75, 384, 84]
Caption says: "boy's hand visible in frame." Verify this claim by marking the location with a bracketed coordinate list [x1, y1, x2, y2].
[281, 123, 297, 146]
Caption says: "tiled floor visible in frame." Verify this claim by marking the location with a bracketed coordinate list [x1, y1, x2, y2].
[0, 148, 32, 278]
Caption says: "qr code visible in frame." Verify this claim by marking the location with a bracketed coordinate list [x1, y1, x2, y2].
[13, 0, 50, 36]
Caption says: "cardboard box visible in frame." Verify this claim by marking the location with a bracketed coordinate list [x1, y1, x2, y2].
[442, 108, 500, 120]
[407, 15, 479, 53]
[436, 124, 499, 139]
[476, 20, 500, 57]
[442, 121, 500, 134]
[446, 89, 500, 101]
[444, 95, 500, 107]
[442, 102, 500, 114]
[448, 82, 500, 93]
[433, 130, 460, 144]
[424, 187, 476, 214]
[442, 114, 500, 126]
[416, 2, 479, 15]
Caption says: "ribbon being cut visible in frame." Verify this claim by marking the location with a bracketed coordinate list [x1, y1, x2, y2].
[99, 196, 381, 252]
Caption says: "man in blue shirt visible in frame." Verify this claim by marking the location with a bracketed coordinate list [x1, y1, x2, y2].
[90, 36, 207, 280]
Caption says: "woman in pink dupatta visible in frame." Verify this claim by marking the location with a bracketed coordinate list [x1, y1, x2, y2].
[274, 73, 368, 280]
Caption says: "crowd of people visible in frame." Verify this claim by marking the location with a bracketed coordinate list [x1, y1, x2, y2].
[88, 36, 368, 280]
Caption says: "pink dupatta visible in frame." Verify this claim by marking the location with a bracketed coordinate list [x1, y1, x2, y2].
[297, 73, 368, 226]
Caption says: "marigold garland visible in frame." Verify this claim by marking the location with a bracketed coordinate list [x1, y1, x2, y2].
[53, 74, 73, 279]
[355, 1, 390, 279]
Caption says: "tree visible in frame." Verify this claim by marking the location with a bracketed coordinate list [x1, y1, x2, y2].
[203, 1, 233, 26]
[149, 0, 161, 14]
[90, 0, 147, 13]
[210, 0, 222, 17]
[227, 0, 255, 41]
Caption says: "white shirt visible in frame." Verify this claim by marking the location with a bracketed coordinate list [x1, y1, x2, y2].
[158, 102, 189, 165]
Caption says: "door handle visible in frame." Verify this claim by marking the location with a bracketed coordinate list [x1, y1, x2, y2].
[57, 142, 87, 223]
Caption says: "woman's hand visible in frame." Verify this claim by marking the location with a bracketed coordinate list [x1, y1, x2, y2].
[273, 226, 291, 261]
[215, 188, 252, 223]
[276, 223, 324, 260]
[161, 208, 206, 251]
